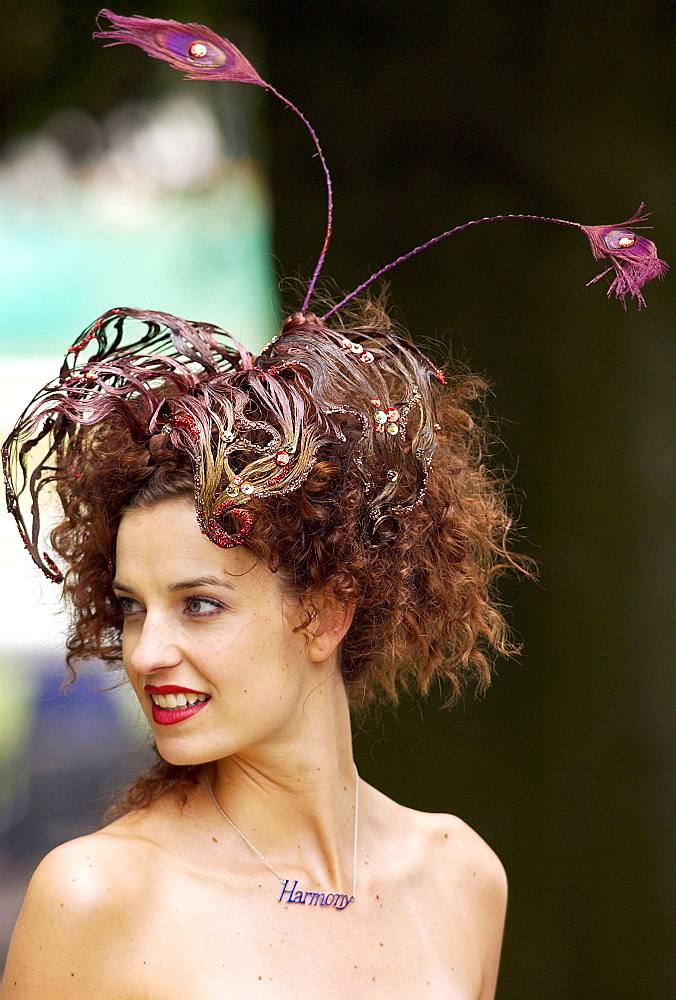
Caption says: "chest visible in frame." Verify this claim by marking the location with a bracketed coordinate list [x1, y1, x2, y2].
[116, 872, 483, 1000]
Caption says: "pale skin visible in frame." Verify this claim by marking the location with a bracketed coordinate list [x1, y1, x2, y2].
[1, 499, 507, 1000]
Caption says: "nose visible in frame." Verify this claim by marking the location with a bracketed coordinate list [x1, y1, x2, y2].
[126, 613, 182, 676]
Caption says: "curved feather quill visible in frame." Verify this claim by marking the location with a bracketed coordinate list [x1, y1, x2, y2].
[323, 209, 667, 318]
[95, 10, 332, 312]
[96, 10, 665, 312]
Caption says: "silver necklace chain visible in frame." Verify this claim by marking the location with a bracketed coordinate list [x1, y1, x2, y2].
[204, 764, 360, 900]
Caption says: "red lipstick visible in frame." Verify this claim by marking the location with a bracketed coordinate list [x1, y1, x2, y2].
[144, 684, 211, 726]
[150, 700, 209, 725]
[144, 684, 207, 695]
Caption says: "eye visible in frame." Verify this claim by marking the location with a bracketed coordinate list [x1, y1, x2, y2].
[116, 596, 143, 617]
[184, 596, 224, 616]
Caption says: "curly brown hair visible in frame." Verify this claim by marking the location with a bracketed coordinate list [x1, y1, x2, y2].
[17, 300, 527, 813]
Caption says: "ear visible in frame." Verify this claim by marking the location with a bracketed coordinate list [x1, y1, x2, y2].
[306, 595, 355, 663]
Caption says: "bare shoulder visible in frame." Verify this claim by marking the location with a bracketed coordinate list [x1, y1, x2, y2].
[370, 784, 506, 898]
[423, 810, 507, 899]
[0, 822, 158, 999]
[24, 806, 165, 909]
[370, 791, 507, 1000]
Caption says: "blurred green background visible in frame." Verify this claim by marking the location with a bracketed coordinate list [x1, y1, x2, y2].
[1, 1, 674, 996]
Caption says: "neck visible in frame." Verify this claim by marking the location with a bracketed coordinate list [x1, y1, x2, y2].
[204, 663, 358, 892]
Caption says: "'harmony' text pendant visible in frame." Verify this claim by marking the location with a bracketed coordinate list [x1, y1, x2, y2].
[204, 764, 359, 910]
[278, 878, 354, 910]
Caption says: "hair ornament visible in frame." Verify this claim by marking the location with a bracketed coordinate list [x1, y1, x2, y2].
[1, 10, 668, 582]
[3, 307, 442, 575]
[95, 10, 666, 313]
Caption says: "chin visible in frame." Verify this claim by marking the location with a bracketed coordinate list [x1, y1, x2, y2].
[152, 734, 218, 768]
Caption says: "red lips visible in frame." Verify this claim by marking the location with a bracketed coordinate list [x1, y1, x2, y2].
[144, 684, 211, 726]
[150, 699, 210, 726]
[144, 684, 207, 695]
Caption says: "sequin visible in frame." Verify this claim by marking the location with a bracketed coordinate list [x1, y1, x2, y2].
[234, 476, 244, 486]
[225, 484, 240, 498]
[222, 430, 236, 443]
[374, 410, 387, 424]
[275, 451, 291, 466]
[370, 397, 381, 407]
[350, 342, 364, 354]
[284, 442, 296, 454]
[240, 482, 255, 495]
[201, 508, 254, 549]
[386, 422, 399, 436]
[385, 408, 399, 422]
[189, 41, 208, 58]
[386, 469, 399, 481]
[360, 351, 374, 363]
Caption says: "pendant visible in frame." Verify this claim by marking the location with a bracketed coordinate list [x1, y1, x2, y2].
[278, 878, 354, 910]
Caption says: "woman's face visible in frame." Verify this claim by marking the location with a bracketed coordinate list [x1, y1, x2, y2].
[114, 498, 325, 766]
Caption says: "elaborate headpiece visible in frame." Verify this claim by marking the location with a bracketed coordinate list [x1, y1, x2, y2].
[2, 10, 667, 584]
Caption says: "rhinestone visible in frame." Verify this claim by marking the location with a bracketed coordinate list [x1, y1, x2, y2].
[360, 351, 374, 364]
[189, 41, 208, 58]
[385, 408, 399, 422]
[386, 422, 399, 436]
[225, 484, 240, 498]
[275, 451, 291, 466]
[350, 342, 364, 354]
[618, 235, 635, 248]
[374, 410, 387, 424]
[370, 397, 381, 407]
[372, 507, 382, 519]
[386, 469, 399, 482]
[240, 482, 255, 495]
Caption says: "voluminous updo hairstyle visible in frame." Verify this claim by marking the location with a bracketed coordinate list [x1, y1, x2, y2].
[4, 297, 527, 812]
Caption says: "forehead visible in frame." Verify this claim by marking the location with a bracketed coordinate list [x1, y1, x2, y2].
[115, 498, 273, 596]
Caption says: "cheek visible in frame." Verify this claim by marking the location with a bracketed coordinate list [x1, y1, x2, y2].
[229, 618, 304, 691]
[120, 630, 133, 674]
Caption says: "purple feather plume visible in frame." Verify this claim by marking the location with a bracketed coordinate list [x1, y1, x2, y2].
[322, 208, 667, 318]
[580, 205, 668, 309]
[95, 12, 665, 314]
[95, 10, 265, 84]
[95, 10, 333, 312]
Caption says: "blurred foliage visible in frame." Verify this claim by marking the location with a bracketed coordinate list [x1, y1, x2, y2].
[1, 1, 674, 997]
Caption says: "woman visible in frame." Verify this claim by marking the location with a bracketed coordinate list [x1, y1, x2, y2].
[1, 12, 663, 998]
[1, 299, 516, 999]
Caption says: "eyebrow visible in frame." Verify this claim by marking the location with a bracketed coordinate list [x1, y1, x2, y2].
[113, 575, 236, 594]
